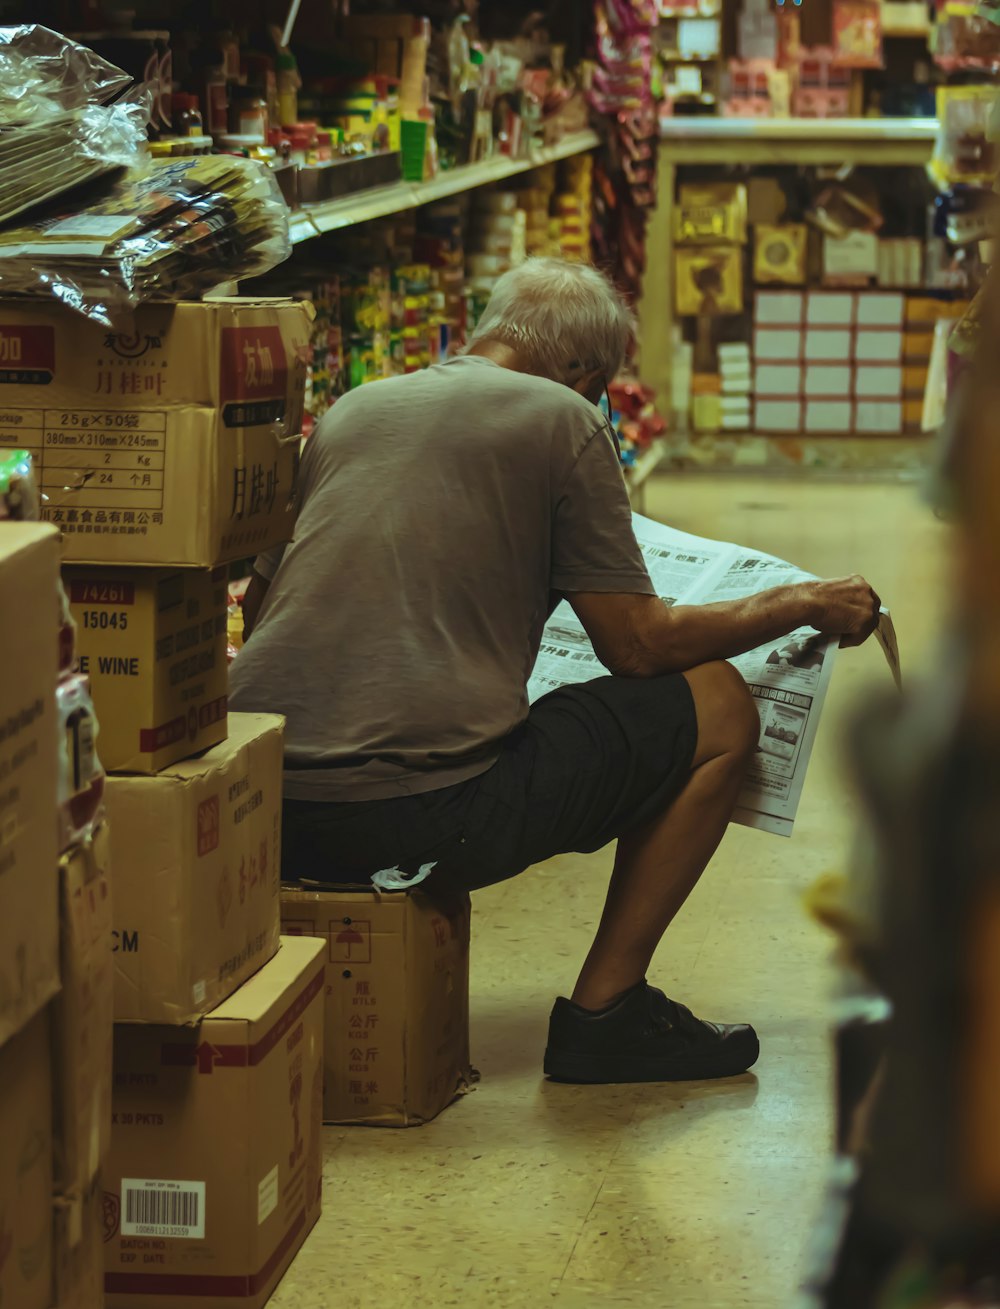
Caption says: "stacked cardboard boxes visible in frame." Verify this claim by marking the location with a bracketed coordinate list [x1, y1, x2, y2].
[0, 296, 328, 1304]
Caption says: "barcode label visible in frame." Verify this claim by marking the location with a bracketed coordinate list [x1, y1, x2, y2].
[120, 1179, 206, 1239]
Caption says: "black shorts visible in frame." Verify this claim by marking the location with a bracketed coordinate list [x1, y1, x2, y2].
[281, 674, 698, 893]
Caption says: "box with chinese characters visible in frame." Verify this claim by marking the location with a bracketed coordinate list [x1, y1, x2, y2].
[280, 883, 473, 1126]
[0, 298, 313, 567]
[105, 713, 283, 1023]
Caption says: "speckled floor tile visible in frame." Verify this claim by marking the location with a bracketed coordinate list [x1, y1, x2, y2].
[271, 476, 945, 1308]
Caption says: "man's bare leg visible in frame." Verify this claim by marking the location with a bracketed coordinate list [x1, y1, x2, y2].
[571, 660, 760, 1012]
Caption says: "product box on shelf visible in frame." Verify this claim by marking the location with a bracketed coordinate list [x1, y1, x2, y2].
[822, 231, 879, 283]
[0, 522, 60, 1048]
[0, 1010, 53, 1309]
[65, 565, 229, 773]
[805, 291, 855, 327]
[105, 713, 284, 1024]
[856, 292, 905, 328]
[856, 400, 903, 433]
[754, 398, 803, 432]
[0, 299, 313, 568]
[804, 399, 854, 434]
[804, 364, 852, 397]
[856, 329, 903, 364]
[104, 936, 325, 1309]
[855, 365, 903, 399]
[804, 328, 853, 363]
[280, 883, 473, 1126]
[754, 327, 802, 362]
[755, 290, 804, 325]
[53, 826, 113, 1309]
[755, 363, 802, 397]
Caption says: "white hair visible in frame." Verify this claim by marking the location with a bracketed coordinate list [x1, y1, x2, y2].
[467, 256, 634, 385]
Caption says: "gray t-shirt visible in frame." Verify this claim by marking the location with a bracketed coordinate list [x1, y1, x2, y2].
[228, 354, 654, 801]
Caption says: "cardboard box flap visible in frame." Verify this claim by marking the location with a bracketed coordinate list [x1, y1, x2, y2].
[209, 936, 325, 1029]
[1, 519, 60, 561]
[150, 712, 283, 783]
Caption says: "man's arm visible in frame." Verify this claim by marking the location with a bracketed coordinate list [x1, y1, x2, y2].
[242, 569, 271, 642]
[569, 575, 879, 678]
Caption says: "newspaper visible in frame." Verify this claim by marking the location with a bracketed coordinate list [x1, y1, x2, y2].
[528, 514, 898, 838]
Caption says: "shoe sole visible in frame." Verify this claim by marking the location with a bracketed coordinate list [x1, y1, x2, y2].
[543, 1031, 760, 1084]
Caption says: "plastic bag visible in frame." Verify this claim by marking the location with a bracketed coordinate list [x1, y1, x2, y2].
[0, 97, 149, 226]
[0, 24, 132, 124]
[0, 154, 291, 325]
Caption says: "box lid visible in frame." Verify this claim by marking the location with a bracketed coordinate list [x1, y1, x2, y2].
[208, 935, 324, 1030]
[155, 712, 283, 783]
[0, 520, 59, 565]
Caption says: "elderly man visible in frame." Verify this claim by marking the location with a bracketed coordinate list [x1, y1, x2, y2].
[231, 257, 879, 1085]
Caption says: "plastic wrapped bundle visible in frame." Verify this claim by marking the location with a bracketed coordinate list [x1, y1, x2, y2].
[0, 25, 147, 224]
[0, 155, 292, 324]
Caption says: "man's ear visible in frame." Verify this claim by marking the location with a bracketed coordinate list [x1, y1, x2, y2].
[570, 369, 603, 403]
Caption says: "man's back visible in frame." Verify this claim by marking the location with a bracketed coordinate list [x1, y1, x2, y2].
[229, 354, 647, 800]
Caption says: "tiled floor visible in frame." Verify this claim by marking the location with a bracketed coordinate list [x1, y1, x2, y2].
[273, 473, 948, 1309]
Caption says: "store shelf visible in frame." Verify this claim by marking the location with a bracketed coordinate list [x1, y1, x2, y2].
[657, 116, 938, 166]
[287, 129, 601, 243]
[626, 440, 667, 505]
[883, 2, 932, 38]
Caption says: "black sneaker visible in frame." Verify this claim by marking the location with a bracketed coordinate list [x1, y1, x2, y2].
[543, 980, 760, 1083]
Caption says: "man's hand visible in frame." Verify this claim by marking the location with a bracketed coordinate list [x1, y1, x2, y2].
[806, 575, 881, 648]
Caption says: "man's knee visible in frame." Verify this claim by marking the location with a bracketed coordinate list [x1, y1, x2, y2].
[683, 660, 760, 766]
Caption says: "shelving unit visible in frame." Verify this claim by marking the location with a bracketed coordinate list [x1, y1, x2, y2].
[625, 441, 667, 510]
[288, 129, 601, 244]
[637, 117, 939, 427]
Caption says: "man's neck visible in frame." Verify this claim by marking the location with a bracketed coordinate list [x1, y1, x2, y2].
[465, 340, 532, 373]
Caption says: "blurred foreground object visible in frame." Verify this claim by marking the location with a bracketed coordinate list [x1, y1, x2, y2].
[799, 228, 1000, 1309]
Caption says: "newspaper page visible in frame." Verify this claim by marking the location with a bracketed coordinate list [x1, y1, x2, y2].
[528, 514, 850, 838]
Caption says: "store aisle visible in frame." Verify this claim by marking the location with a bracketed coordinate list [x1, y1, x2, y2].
[273, 475, 947, 1309]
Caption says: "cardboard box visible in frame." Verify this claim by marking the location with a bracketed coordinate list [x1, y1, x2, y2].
[55, 1173, 105, 1309]
[806, 292, 855, 327]
[856, 329, 903, 363]
[855, 400, 903, 433]
[755, 290, 803, 325]
[675, 246, 744, 316]
[903, 331, 935, 363]
[805, 364, 853, 397]
[0, 1010, 53, 1309]
[823, 231, 878, 282]
[0, 299, 312, 568]
[53, 829, 113, 1309]
[903, 365, 929, 397]
[754, 399, 802, 432]
[755, 364, 802, 396]
[105, 713, 284, 1024]
[281, 884, 473, 1126]
[855, 365, 903, 399]
[0, 522, 60, 1047]
[65, 566, 229, 773]
[55, 827, 113, 1196]
[104, 936, 325, 1309]
[754, 327, 801, 362]
[856, 292, 905, 328]
[805, 399, 853, 433]
[804, 328, 853, 363]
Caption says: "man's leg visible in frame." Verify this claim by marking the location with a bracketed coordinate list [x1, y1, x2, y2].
[571, 660, 759, 1011]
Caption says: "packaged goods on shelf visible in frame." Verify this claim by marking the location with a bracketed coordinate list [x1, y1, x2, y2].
[0, 1011, 53, 1309]
[105, 713, 284, 1024]
[281, 885, 472, 1126]
[0, 156, 291, 325]
[675, 246, 744, 315]
[104, 937, 325, 1309]
[0, 298, 312, 567]
[0, 522, 60, 1048]
[65, 566, 229, 774]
